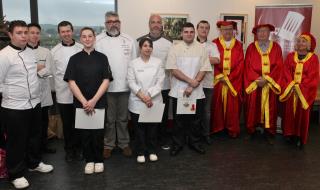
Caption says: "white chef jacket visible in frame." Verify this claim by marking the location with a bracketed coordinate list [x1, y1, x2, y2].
[199, 41, 220, 88]
[28, 44, 53, 107]
[96, 32, 137, 92]
[0, 44, 40, 109]
[166, 41, 212, 100]
[127, 56, 165, 114]
[137, 34, 172, 90]
[51, 41, 82, 104]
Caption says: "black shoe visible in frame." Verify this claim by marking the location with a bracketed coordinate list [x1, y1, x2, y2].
[296, 138, 304, 150]
[285, 136, 295, 145]
[65, 152, 73, 162]
[245, 131, 256, 141]
[170, 146, 183, 156]
[42, 147, 56, 154]
[189, 144, 205, 154]
[264, 133, 274, 145]
[204, 136, 212, 145]
[73, 150, 84, 161]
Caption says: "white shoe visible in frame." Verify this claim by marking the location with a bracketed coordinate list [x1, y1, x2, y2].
[29, 162, 54, 173]
[84, 162, 94, 174]
[11, 177, 29, 189]
[94, 163, 104, 173]
[137, 155, 145, 163]
[149, 154, 158, 162]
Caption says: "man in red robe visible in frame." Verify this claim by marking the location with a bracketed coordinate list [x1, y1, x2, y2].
[244, 24, 283, 144]
[211, 21, 244, 138]
[280, 33, 319, 148]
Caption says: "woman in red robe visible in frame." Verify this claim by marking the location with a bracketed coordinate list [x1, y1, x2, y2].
[280, 33, 319, 148]
[211, 21, 244, 138]
[244, 24, 283, 144]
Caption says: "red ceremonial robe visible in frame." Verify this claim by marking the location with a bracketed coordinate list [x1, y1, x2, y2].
[211, 37, 244, 137]
[244, 41, 283, 135]
[280, 52, 319, 144]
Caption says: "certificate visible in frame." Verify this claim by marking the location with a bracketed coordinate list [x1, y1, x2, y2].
[75, 108, 105, 129]
[177, 98, 196, 114]
[138, 103, 165, 123]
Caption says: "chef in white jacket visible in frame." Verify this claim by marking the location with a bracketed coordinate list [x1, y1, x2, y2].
[0, 20, 53, 189]
[166, 22, 212, 156]
[27, 23, 56, 154]
[127, 38, 165, 164]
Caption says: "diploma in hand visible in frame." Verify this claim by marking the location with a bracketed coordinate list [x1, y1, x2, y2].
[75, 108, 105, 129]
[177, 98, 196, 114]
[138, 103, 165, 123]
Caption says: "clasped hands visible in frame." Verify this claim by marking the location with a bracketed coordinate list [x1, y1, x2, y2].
[291, 86, 298, 95]
[142, 94, 153, 108]
[184, 78, 200, 97]
[137, 90, 153, 108]
[82, 99, 97, 115]
[256, 76, 267, 87]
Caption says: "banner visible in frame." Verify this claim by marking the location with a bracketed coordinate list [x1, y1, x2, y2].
[255, 5, 312, 58]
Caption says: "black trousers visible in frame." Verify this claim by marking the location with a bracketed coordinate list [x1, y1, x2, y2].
[130, 112, 158, 155]
[41, 106, 50, 150]
[171, 98, 204, 147]
[158, 90, 171, 145]
[81, 129, 104, 163]
[58, 103, 80, 153]
[2, 104, 42, 180]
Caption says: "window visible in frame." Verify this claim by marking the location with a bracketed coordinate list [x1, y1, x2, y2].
[0, 0, 116, 48]
[38, 0, 116, 48]
[2, 0, 31, 23]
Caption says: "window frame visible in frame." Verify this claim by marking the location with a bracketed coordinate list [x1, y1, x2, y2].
[0, 0, 118, 23]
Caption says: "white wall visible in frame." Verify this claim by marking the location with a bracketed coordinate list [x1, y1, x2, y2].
[118, 0, 320, 53]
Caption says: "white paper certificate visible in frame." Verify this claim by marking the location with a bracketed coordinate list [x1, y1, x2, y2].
[177, 98, 197, 114]
[75, 108, 105, 129]
[138, 103, 165, 123]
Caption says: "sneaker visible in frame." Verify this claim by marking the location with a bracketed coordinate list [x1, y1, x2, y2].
[161, 144, 170, 150]
[11, 177, 29, 189]
[149, 154, 158, 162]
[122, 146, 132, 157]
[137, 155, 145, 163]
[29, 162, 54, 173]
[94, 163, 104, 173]
[103, 148, 112, 159]
[84, 162, 94, 174]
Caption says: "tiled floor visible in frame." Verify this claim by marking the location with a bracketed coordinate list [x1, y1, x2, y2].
[0, 121, 319, 190]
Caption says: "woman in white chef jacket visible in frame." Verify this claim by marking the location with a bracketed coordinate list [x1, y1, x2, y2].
[127, 38, 165, 163]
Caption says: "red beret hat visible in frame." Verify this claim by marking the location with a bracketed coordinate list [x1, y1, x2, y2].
[299, 32, 316, 52]
[252, 24, 275, 34]
[216, 21, 237, 30]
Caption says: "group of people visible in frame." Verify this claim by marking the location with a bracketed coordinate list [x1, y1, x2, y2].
[0, 10, 319, 189]
[212, 21, 319, 148]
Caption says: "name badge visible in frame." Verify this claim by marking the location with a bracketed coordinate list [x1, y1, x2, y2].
[121, 43, 130, 56]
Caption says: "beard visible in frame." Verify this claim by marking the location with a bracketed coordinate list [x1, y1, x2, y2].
[150, 26, 162, 37]
[107, 26, 120, 36]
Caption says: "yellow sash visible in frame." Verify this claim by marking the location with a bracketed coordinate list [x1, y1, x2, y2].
[214, 37, 237, 117]
[279, 52, 313, 114]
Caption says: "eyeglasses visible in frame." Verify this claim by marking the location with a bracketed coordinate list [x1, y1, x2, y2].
[105, 20, 120, 24]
